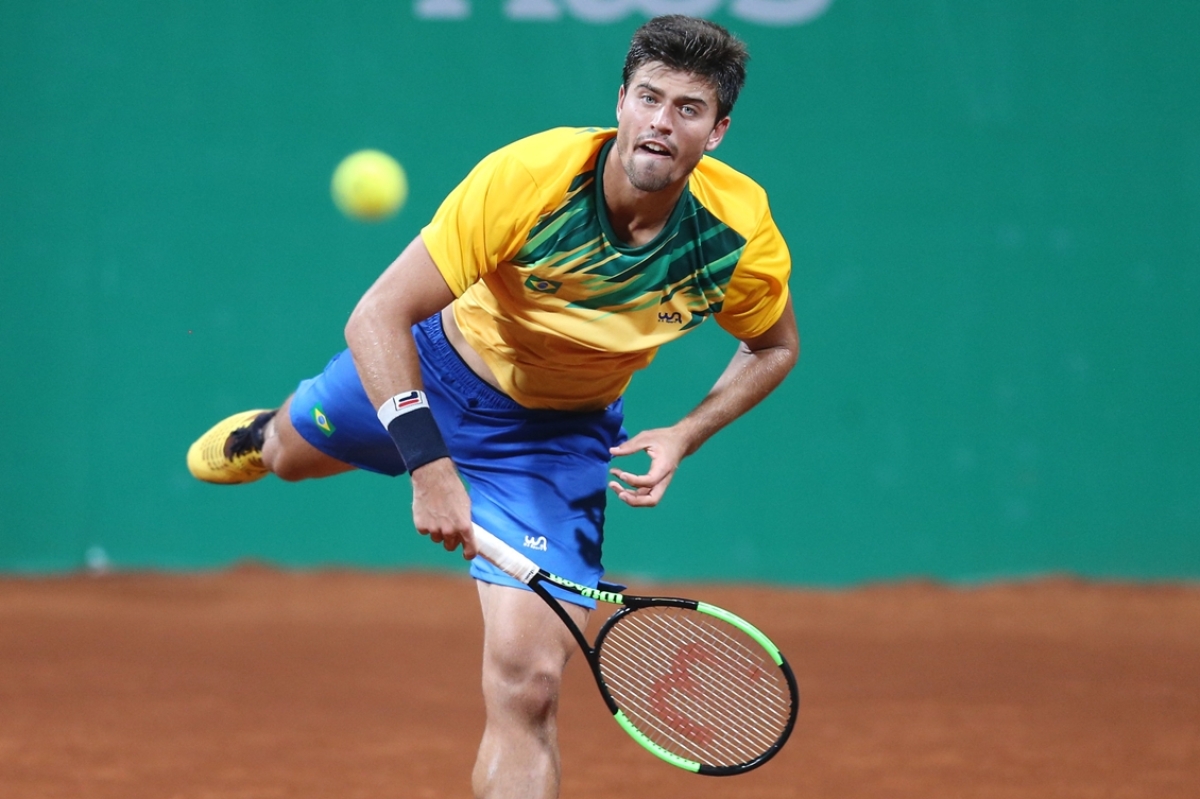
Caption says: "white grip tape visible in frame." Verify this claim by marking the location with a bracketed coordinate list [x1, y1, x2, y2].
[471, 523, 539, 584]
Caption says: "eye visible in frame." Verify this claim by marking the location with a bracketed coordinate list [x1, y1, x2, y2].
[641, 94, 657, 105]
[680, 105, 698, 117]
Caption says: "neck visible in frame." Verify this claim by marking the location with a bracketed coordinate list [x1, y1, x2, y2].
[601, 145, 686, 248]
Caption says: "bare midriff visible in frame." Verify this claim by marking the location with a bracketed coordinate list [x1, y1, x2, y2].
[439, 306, 505, 394]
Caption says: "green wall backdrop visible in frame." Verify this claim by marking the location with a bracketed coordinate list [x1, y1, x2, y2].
[2, 1, 1197, 583]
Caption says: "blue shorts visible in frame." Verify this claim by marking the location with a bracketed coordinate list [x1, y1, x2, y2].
[290, 313, 627, 607]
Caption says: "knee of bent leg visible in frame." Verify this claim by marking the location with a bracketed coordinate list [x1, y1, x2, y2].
[272, 465, 309, 483]
[265, 448, 311, 482]
[261, 415, 347, 482]
[482, 646, 565, 723]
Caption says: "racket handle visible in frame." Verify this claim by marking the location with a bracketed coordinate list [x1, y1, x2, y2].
[471, 523, 539, 585]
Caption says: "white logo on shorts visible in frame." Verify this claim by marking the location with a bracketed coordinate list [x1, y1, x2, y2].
[523, 535, 548, 552]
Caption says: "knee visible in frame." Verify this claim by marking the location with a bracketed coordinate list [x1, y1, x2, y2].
[266, 455, 309, 482]
[261, 433, 316, 482]
[260, 407, 351, 482]
[483, 652, 565, 724]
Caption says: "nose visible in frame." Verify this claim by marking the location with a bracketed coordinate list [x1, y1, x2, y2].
[650, 104, 673, 132]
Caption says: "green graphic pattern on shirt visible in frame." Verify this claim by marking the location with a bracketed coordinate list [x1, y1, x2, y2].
[512, 148, 747, 331]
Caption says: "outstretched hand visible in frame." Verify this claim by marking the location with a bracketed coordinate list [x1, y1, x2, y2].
[608, 427, 689, 507]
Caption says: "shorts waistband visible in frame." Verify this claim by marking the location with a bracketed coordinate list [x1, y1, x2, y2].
[416, 312, 523, 412]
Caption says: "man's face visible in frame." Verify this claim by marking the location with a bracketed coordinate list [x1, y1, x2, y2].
[615, 62, 730, 194]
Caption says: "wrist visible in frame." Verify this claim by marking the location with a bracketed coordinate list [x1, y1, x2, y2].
[377, 391, 451, 473]
[408, 455, 452, 476]
[671, 418, 707, 459]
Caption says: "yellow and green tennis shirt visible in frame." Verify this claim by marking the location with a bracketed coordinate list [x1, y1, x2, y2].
[421, 127, 791, 411]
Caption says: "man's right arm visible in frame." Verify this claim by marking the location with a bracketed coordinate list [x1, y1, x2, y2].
[344, 235, 477, 558]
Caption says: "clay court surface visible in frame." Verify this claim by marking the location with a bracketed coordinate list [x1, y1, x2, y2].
[2, 569, 1197, 798]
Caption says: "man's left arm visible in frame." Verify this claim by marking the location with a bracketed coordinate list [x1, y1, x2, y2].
[608, 295, 800, 507]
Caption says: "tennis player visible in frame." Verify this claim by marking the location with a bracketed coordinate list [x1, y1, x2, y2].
[187, 14, 798, 799]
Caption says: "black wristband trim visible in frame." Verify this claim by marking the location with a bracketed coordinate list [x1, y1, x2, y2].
[385, 407, 450, 473]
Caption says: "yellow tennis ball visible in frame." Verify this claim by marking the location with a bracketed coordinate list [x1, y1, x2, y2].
[331, 149, 408, 221]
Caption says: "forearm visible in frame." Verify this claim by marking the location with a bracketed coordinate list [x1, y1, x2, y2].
[674, 337, 798, 457]
[344, 235, 462, 479]
[605, 307, 797, 509]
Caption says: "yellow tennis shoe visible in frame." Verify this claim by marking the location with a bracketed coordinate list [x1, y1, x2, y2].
[187, 409, 276, 484]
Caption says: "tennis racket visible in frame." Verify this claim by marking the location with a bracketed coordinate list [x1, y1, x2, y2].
[471, 523, 799, 776]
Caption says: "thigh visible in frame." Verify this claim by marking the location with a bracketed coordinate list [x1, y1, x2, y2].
[264, 395, 358, 480]
[288, 349, 408, 476]
[477, 581, 588, 679]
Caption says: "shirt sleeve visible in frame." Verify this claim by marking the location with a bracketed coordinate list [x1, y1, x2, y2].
[420, 148, 543, 297]
[715, 203, 792, 340]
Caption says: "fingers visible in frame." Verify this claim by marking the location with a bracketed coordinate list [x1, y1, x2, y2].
[608, 427, 684, 508]
[410, 458, 475, 558]
[421, 522, 476, 559]
[607, 478, 671, 507]
[460, 524, 477, 560]
[608, 467, 675, 508]
[608, 439, 642, 457]
[608, 466, 658, 489]
[608, 479, 661, 507]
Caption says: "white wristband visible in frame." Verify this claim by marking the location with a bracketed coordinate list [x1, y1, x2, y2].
[377, 390, 431, 428]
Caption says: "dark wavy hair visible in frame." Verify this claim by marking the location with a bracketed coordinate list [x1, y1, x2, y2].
[622, 15, 750, 120]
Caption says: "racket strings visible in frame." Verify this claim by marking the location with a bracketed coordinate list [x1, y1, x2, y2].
[612, 624, 787, 749]
[611, 641, 784, 764]
[597, 606, 793, 767]
[601, 613, 788, 765]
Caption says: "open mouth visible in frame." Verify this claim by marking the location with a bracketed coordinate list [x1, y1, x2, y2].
[637, 140, 672, 157]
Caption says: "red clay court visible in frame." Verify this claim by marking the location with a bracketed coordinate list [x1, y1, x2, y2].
[3, 569, 1197, 798]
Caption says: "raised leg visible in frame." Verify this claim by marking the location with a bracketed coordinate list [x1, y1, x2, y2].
[261, 395, 356, 481]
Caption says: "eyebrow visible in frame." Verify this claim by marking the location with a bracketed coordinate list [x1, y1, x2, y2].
[635, 81, 711, 108]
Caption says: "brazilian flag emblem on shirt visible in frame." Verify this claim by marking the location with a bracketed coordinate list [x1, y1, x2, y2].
[525, 275, 562, 294]
[312, 405, 335, 437]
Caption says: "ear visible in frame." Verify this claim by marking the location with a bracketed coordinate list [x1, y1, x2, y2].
[616, 84, 626, 121]
[705, 116, 731, 152]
